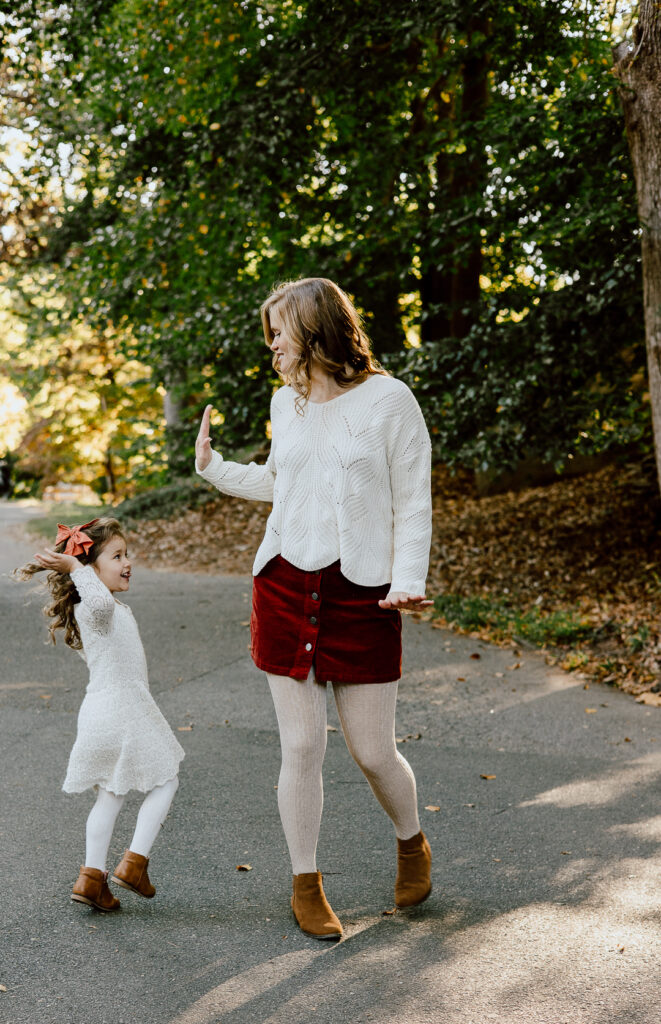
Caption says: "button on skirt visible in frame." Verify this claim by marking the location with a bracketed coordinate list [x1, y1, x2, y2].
[251, 555, 402, 684]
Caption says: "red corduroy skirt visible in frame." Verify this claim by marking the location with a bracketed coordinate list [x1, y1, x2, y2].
[251, 555, 402, 684]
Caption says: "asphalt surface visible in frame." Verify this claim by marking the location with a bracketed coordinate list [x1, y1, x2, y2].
[1, 500, 660, 1024]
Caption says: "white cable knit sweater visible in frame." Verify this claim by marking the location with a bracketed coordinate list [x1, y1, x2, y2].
[196, 373, 432, 594]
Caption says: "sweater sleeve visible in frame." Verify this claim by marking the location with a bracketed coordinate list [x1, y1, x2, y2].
[70, 564, 116, 637]
[195, 393, 279, 502]
[195, 447, 276, 502]
[387, 387, 432, 595]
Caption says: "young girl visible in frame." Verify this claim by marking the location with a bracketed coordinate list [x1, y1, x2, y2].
[16, 517, 184, 912]
[195, 277, 433, 939]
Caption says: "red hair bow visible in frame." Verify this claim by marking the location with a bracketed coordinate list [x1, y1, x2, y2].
[55, 519, 100, 557]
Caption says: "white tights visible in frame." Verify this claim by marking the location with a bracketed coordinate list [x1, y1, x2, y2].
[268, 672, 421, 875]
[84, 776, 179, 872]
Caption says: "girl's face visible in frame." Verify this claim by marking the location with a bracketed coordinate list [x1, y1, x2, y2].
[268, 306, 297, 376]
[92, 535, 131, 593]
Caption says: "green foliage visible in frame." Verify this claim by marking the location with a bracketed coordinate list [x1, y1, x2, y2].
[0, 274, 165, 497]
[1, 0, 647, 482]
[433, 592, 596, 647]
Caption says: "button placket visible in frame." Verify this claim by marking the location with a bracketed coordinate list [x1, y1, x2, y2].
[297, 571, 321, 668]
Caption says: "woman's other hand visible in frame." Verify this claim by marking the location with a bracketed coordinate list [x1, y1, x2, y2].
[195, 404, 213, 471]
[34, 548, 80, 574]
[378, 592, 434, 611]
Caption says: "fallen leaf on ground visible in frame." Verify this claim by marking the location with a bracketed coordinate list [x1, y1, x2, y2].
[636, 692, 661, 707]
[470, 653, 481, 660]
[585, 708, 597, 714]
[457, 677, 466, 682]
[425, 805, 441, 812]
[382, 908, 396, 916]
[39, 695, 51, 700]
[480, 774, 497, 780]
[177, 725, 193, 731]
[326, 725, 337, 732]
[396, 733, 422, 743]
[236, 864, 252, 871]
[0, 985, 6, 992]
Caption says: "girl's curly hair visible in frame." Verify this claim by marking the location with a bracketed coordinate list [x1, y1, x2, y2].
[14, 516, 125, 650]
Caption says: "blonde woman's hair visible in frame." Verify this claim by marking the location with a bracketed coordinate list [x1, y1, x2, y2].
[260, 277, 387, 404]
[14, 516, 125, 650]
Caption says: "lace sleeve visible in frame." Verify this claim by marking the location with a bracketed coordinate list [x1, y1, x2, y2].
[70, 564, 116, 637]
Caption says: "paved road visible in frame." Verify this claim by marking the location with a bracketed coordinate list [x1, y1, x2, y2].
[1, 500, 660, 1024]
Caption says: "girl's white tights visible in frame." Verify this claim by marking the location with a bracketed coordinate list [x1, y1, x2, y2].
[267, 672, 421, 875]
[85, 776, 179, 871]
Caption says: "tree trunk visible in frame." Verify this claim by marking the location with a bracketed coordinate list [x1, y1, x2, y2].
[614, 5, 661, 494]
[419, 19, 489, 344]
[450, 21, 489, 339]
[162, 366, 190, 478]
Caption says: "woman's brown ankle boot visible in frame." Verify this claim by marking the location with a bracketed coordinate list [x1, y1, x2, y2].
[71, 866, 121, 912]
[394, 831, 432, 907]
[291, 871, 343, 940]
[111, 849, 156, 898]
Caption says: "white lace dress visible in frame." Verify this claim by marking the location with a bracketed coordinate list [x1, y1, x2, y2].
[62, 565, 185, 796]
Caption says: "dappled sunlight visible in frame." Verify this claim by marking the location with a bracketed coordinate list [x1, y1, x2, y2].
[171, 894, 659, 1024]
[610, 814, 661, 843]
[168, 915, 384, 1024]
[168, 949, 328, 1024]
[519, 754, 661, 808]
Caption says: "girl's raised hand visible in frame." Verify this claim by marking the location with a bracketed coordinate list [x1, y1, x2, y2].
[195, 404, 214, 471]
[34, 548, 80, 575]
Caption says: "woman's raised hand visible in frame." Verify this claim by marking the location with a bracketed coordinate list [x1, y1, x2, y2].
[378, 592, 434, 611]
[195, 404, 214, 471]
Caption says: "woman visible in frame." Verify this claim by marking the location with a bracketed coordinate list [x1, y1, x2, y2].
[195, 277, 432, 940]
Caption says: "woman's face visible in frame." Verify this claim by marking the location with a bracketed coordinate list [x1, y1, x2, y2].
[268, 306, 297, 376]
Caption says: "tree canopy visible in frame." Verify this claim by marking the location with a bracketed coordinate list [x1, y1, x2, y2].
[0, 0, 648, 492]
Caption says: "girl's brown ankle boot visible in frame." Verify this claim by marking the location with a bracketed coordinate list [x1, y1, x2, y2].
[111, 849, 156, 898]
[394, 830, 432, 907]
[71, 866, 121, 912]
[291, 871, 343, 940]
